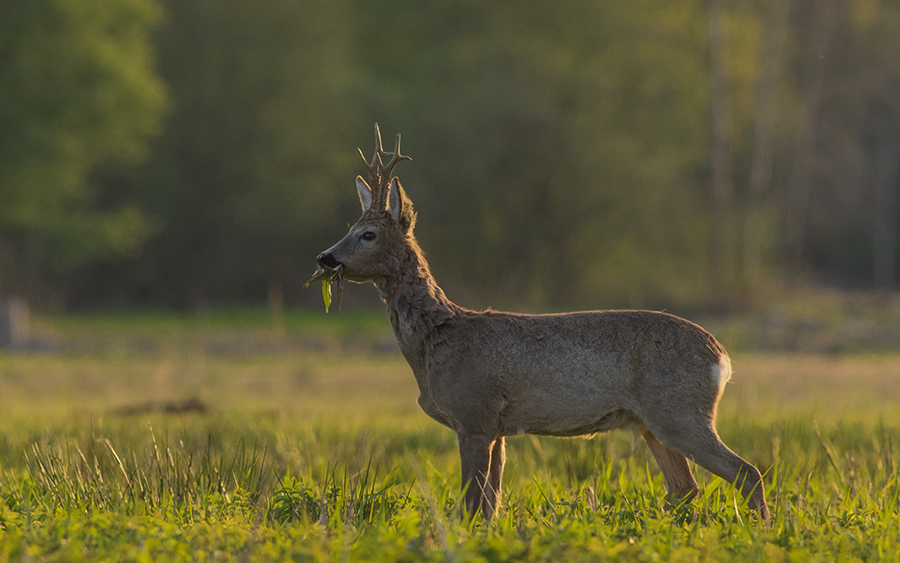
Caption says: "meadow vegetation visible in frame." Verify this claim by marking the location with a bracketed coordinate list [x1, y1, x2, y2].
[1, 308, 899, 561]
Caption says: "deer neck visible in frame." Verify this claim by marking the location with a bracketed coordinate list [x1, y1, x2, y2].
[375, 237, 460, 366]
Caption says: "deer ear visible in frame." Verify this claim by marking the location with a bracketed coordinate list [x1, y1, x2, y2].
[387, 178, 416, 232]
[356, 176, 373, 212]
[387, 177, 402, 222]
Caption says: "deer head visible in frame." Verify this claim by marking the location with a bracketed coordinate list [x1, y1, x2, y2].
[317, 124, 415, 283]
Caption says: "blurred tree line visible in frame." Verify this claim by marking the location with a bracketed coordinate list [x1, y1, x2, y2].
[1, 0, 899, 312]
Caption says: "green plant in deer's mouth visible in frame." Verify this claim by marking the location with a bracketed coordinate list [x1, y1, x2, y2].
[305, 265, 344, 313]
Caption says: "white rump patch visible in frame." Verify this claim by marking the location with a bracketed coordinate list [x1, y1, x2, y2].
[710, 355, 732, 396]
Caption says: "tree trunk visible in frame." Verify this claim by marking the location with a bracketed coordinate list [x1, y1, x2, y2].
[743, 0, 789, 293]
[784, 0, 837, 279]
[707, 0, 735, 292]
[0, 298, 30, 349]
[872, 132, 900, 290]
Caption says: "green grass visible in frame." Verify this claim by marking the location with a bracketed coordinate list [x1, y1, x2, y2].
[2, 309, 900, 561]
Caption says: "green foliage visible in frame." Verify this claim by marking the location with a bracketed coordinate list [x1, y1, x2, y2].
[98, 0, 364, 307]
[5, 0, 900, 310]
[74, 0, 893, 309]
[304, 265, 344, 313]
[353, 0, 718, 309]
[0, 0, 167, 289]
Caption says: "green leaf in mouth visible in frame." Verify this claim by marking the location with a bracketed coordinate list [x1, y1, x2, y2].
[304, 265, 344, 313]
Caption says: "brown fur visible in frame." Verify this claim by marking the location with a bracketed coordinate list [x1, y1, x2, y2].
[317, 160, 770, 524]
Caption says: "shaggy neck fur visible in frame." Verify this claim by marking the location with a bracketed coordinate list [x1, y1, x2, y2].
[375, 235, 462, 366]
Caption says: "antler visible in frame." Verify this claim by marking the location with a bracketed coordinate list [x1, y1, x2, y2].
[358, 123, 412, 206]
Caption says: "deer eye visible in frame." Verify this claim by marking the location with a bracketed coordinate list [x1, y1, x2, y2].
[360, 231, 377, 242]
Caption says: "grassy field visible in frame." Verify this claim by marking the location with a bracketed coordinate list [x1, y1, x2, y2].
[1, 308, 899, 561]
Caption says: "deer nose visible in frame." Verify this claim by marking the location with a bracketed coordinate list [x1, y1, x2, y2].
[317, 252, 340, 269]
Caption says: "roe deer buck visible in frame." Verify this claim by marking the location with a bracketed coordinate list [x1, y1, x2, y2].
[315, 124, 770, 523]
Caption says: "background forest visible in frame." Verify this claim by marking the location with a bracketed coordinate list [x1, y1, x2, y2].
[2, 0, 899, 313]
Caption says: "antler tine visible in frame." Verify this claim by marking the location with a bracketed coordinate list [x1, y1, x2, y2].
[357, 123, 412, 206]
[357, 147, 378, 183]
[358, 123, 385, 185]
[373, 122, 385, 166]
[378, 133, 412, 181]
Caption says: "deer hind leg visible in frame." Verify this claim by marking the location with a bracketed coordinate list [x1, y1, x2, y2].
[640, 428, 699, 509]
[645, 417, 770, 521]
[458, 433, 499, 522]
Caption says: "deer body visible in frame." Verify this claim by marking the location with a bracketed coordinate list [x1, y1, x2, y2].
[316, 125, 770, 522]
[411, 310, 727, 437]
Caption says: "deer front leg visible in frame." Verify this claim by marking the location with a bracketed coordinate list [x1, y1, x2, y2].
[458, 433, 495, 522]
[486, 437, 506, 514]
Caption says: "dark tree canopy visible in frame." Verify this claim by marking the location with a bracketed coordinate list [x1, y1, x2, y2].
[0, 0, 167, 298]
[3, 0, 899, 311]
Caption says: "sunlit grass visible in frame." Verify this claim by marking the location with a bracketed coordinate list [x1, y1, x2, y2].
[1, 311, 899, 561]
[4, 413, 899, 561]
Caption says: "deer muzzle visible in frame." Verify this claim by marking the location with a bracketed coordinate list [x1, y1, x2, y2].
[317, 251, 341, 270]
